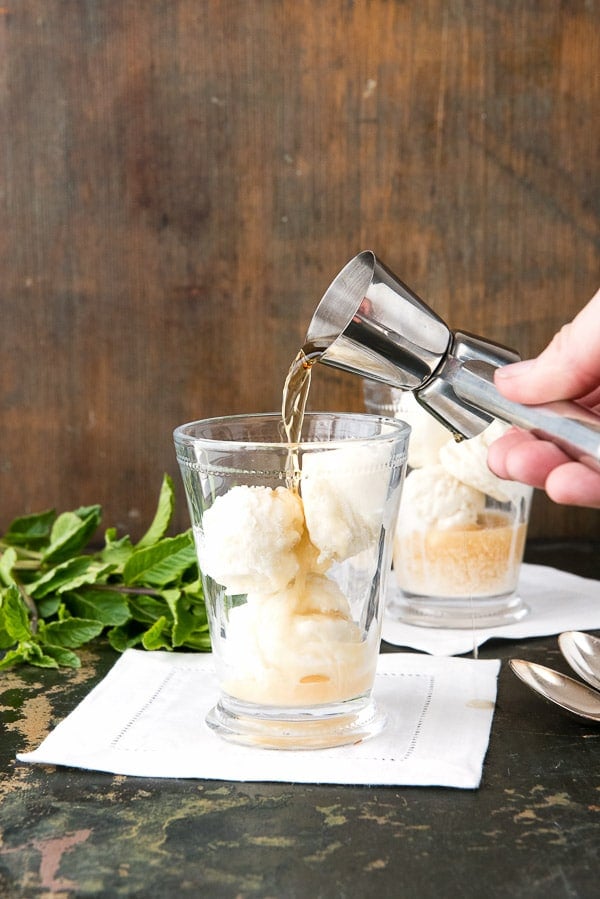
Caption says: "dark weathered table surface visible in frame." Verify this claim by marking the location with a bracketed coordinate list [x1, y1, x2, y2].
[1, 540, 599, 899]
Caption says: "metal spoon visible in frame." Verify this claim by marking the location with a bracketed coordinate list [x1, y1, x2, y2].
[509, 659, 600, 723]
[558, 631, 600, 692]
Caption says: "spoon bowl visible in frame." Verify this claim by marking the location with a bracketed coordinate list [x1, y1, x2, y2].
[509, 659, 600, 723]
[558, 631, 600, 693]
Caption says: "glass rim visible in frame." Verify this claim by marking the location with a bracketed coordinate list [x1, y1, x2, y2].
[173, 410, 411, 451]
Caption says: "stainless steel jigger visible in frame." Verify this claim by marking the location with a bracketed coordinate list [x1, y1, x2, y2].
[305, 250, 600, 473]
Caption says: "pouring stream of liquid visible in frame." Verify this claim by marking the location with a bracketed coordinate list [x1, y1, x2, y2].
[281, 343, 326, 489]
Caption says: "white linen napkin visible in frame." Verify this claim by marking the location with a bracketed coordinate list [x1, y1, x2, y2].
[383, 563, 600, 656]
[17, 649, 500, 789]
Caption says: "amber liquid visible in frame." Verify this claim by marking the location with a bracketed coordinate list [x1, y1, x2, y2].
[394, 511, 527, 598]
[281, 341, 326, 488]
[281, 341, 326, 443]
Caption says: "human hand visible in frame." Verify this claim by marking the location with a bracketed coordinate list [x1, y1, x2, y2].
[487, 288, 600, 508]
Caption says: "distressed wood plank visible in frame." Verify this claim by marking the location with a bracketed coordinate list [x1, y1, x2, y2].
[0, 1, 598, 538]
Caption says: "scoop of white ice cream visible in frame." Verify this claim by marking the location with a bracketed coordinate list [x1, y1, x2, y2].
[198, 485, 304, 594]
[394, 392, 449, 468]
[225, 591, 295, 669]
[223, 588, 369, 706]
[398, 464, 485, 531]
[300, 444, 391, 565]
[230, 576, 356, 664]
[295, 572, 353, 617]
[439, 420, 524, 503]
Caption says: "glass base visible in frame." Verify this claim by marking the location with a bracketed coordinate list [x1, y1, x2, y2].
[206, 695, 386, 750]
[392, 591, 530, 629]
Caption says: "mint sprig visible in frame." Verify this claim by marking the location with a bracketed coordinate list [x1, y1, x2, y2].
[0, 475, 210, 670]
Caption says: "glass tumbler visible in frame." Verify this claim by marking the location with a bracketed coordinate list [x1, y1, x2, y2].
[174, 412, 410, 749]
[363, 383, 533, 629]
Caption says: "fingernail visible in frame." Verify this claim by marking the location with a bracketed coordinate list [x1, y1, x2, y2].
[495, 359, 535, 380]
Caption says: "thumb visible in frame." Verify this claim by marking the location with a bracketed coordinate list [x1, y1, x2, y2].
[494, 288, 600, 405]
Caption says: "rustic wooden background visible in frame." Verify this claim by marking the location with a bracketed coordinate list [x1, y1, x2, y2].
[1, 1, 599, 541]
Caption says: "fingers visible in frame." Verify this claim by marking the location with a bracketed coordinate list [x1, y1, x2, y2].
[494, 333, 575, 404]
[486, 428, 533, 480]
[494, 287, 600, 405]
[544, 463, 600, 508]
[487, 428, 569, 488]
[487, 427, 600, 507]
[488, 288, 600, 508]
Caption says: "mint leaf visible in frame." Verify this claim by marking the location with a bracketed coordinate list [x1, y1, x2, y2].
[23, 642, 61, 669]
[100, 530, 134, 568]
[0, 624, 15, 650]
[128, 594, 173, 624]
[0, 647, 30, 669]
[123, 532, 196, 588]
[107, 625, 144, 653]
[141, 616, 172, 651]
[64, 588, 130, 626]
[181, 631, 211, 651]
[164, 591, 196, 647]
[37, 596, 62, 618]
[1, 585, 33, 642]
[136, 474, 175, 549]
[3, 509, 56, 549]
[42, 644, 81, 668]
[30, 557, 114, 598]
[0, 547, 18, 587]
[39, 618, 104, 649]
[0, 640, 59, 670]
[43, 506, 102, 564]
[0, 620, 15, 649]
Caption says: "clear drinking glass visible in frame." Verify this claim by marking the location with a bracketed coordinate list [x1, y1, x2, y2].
[174, 411, 410, 749]
[363, 383, 532, 629]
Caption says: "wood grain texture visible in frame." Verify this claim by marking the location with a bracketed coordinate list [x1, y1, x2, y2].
[0, 1, 598, 539]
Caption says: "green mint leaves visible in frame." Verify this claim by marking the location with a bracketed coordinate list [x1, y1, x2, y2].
[0, 475, 210, 670]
